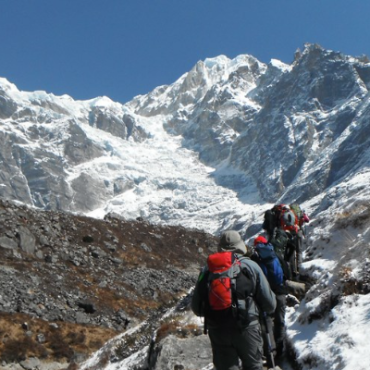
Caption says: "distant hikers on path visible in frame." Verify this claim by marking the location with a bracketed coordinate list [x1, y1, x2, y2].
[191, 203, 309, 370]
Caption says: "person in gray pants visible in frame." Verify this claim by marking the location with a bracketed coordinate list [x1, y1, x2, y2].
[191, 230, 276, 370]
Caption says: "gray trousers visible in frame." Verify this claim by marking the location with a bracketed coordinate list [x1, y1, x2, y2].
[274, 294, 286, 353]
[261, 314, 276, 368]
[208, 323, 263, 370]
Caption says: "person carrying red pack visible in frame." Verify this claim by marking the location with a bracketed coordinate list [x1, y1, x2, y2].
[191, 230, 276, 370]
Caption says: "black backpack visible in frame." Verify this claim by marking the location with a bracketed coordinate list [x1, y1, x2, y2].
[263, 204, 292, 235]
[262, 209, 277, 236]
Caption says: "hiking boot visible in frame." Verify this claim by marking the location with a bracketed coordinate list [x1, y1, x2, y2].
[262, 355, 267, 365]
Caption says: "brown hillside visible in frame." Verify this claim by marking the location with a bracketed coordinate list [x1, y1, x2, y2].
[0, 198, 218, 365]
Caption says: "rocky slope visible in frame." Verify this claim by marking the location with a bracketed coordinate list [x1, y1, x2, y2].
[0, 197, 217, 367]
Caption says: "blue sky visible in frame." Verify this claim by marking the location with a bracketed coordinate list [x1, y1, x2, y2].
[1, 0, 370, 104]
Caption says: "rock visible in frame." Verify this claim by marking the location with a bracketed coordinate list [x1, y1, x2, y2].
[77, 301, 96, 314]
[76, 312, 90, 324]
[0, 235, 18, 250]
[82, 235, 94, 243]
[140, 243, 151, 252]
[285, 280, 306, 300]
[111, 257, 123, 264]
[22, 322, 29, 330]
[104, 242, 116, 252]
[90, 247, 107, 258]
[150, 334, 212, 370]
[20, 357, 41, 370]
[37, 333, 46, 343]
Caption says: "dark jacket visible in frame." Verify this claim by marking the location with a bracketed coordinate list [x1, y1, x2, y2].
[191, 254, 276, 328]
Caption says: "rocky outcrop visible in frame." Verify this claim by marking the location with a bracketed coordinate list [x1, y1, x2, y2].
[0, 197, 217, 326]
[149, 334, 212, 370]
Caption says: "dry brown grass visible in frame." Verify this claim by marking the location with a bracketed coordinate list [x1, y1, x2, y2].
[334, 204, 370, 229]
[155, 316, 203, 343]
[340, 267, 362, 296]
[0, 312, 116, 363]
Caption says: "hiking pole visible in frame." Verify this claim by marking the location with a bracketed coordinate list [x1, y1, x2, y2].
[295, 235, 301, 279]
[263, 312, 276, 369]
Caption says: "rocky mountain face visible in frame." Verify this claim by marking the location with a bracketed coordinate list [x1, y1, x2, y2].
[0, 197, 217, 367]
[1, 44, 370, 232]
[0, 86, 147, 212]
[129, 44, 370, 205]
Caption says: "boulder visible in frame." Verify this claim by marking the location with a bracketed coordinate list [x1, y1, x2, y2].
[149, 334, 212, 370]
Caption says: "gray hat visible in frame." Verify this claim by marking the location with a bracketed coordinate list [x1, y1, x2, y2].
[218, 230, 247, 255]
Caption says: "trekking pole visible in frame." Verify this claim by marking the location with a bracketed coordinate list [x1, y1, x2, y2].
[295, 234, 301, 278]
[295, 249, 299, 277]
[263, 312, 276, 369]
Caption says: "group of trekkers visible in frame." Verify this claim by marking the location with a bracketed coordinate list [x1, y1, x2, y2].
[191, 203, 310, 370]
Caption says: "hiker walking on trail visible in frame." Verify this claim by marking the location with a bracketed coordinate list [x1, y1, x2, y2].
[191, 230, 276, 370]
[262, 203, 310, 281]
[252, 236, 288, 363]
[292, 204, 310, 269]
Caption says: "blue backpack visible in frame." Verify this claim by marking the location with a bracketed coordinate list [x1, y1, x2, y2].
[254, 242, 284, 291]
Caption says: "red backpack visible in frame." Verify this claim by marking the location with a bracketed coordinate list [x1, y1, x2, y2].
[207, 252, 241, 312]
[279, 206, 299, 234]
[199, 251, 254, 332]
[272, 204, 299, 234]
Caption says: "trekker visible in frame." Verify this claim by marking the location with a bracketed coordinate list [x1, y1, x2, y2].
[288, 204, 310, 279]
[191, 230, 276, 370]
[263, 203, 310, 280]
[252, 236, 287, 362]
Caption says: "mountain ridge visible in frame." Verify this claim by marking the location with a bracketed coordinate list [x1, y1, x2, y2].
[2, 44, 370, 235]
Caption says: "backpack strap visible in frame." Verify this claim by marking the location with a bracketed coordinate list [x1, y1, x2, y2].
[238, 257, 256, 298]
[207, 254, 241, 280]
